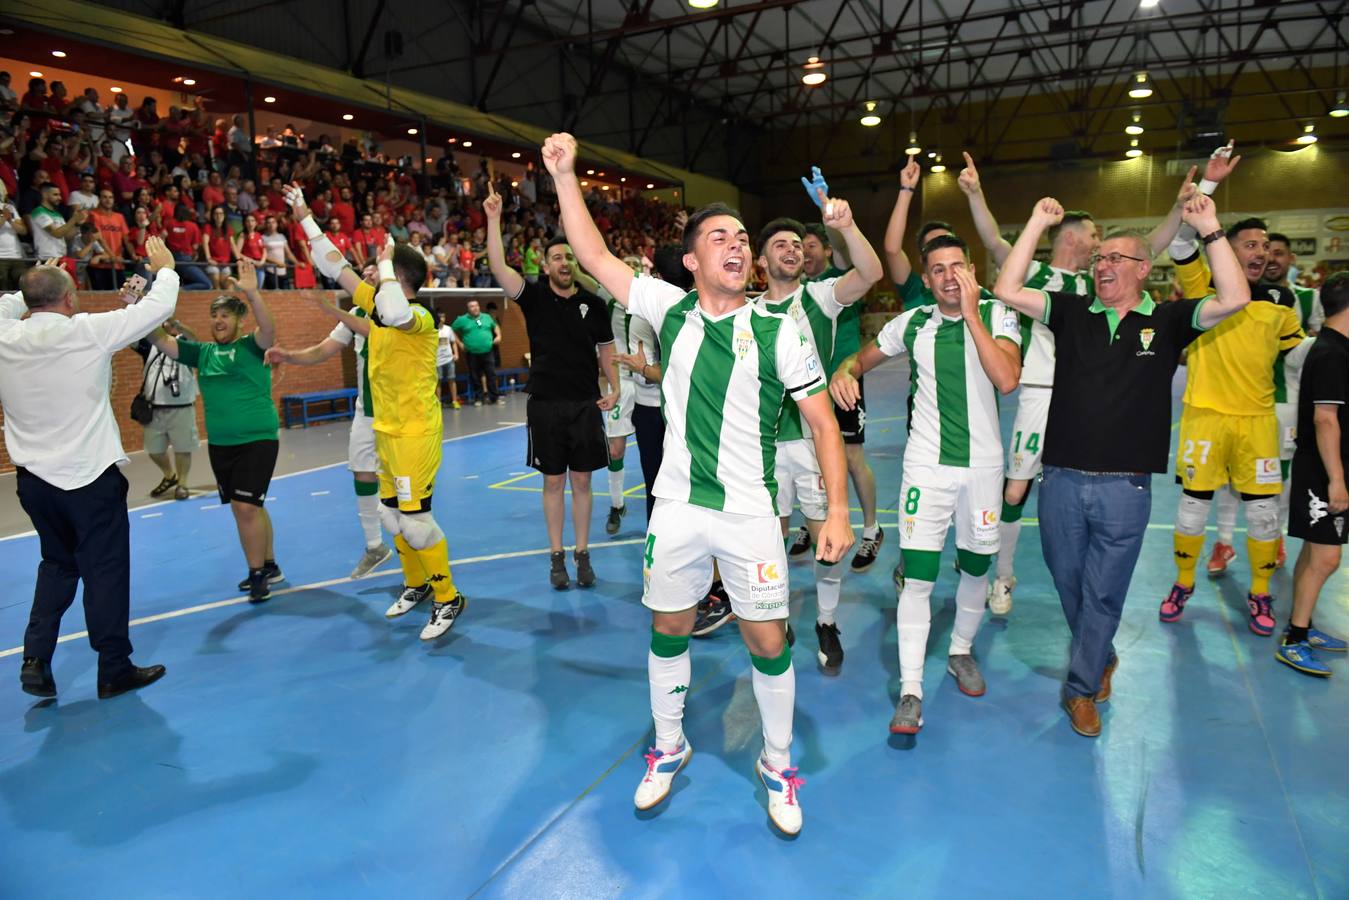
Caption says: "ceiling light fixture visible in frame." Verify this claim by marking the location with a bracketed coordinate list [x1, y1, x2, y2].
[688, 0, 720, 8]
[1125, 112, 1144, 135]
[511, 151, 521, 158]
[29, 71, 42, 78]
[1296, 122, 1318, 144]
[407, 127, 418, 135]
[462, 141, 472, 147]
[182, 78, 196, 86]
[802, 56, 827, 86]
[1127, 71, 1153, 99]
[263, 95, 276, 103]
[342, 113, 354, 121]
[930, 154, 946, 173]
[110, 86, 122, 93]
[51, 50, 67, 58]
[905, 130, 922, 155]
[1139, 0, 1160, 8]
[1330, 93, 1349, 118]
[1125, 138, 1143, 158]
[859, 100, 881, 127]
[646, 183, 656, 189]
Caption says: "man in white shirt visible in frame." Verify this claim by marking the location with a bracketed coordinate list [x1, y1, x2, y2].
[436, 311, 460, 408]
[0, 191, 30, 290]
[0, 238, 179, 701]
[30, 184, 87, 259]
[68, 174, 101, 212]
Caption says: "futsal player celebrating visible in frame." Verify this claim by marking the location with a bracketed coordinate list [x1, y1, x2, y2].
[544, 132, 852, 836]
[754, 212, 882, 674]
[833, 235, 1022, 734]
[287, 185, 467, 641]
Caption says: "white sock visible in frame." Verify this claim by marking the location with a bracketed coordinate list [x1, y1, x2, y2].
[608, 463, 625, 509]
[862, 522, 880, 540]
[814, 559, 843, 626]
[996, 519, 1021, 580]
[1215, 484, 1239, 545]
[357, 492, 382, 549]
[752, 660, 795, 770]
[1279, 477, 1291, 532]
[949, 571, 988, 656]
[897, 579, 935, 700]
[649, 648, 690, 753]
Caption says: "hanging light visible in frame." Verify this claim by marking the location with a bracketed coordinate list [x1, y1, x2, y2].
[342, 113, 354, 121]
[1125, 138, 1143, 158]
[1330, 93, 1349, 118]
[511, 151, 522, 158]
[407, 127, 418, 135]
[51, 50, 67, 58]
[1127, 71, 1153, 99]
[930, 154, 946, 173]
[1125, 112, 1144, 135]
[802, 57, 827, 86]
[462, 141, 473, 148]
[1139, 0, 1160, 8]
[263, 95, 276, 103]
[182, 78, 196, 86]
[859, 101, 881, 128]
[688, 0, 719, 8]
[905, 130, 922, 156]
[1296, 123, 1318, 145]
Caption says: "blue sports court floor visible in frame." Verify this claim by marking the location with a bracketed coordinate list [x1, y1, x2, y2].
[0, 365, 1345, 899]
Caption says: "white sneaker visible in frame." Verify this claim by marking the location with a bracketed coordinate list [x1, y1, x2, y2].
[420, 594, 467, 640]
[633, 739, 693, 810]
[350, 543, 393, 579]
[756, 755, 805, 835]
[988, 576, 1016, 616]
[386, 583, 433, 618]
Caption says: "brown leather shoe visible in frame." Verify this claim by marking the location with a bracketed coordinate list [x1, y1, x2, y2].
[1095, 656, 1119, 703]
[1062, 695, 1101, 737]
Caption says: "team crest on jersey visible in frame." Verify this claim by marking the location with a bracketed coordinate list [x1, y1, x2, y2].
[578, 303, 589, 318]
[902, 516, 916, 539]
[1139, 328, 1155, 352]
[735, 330, 754, 360]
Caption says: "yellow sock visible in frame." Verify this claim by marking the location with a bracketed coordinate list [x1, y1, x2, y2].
[413, 538, 458, 602]
[395, 534, 426, 588]
[1247, 537, 1279, 595]
[1173, 532, 1205, 588]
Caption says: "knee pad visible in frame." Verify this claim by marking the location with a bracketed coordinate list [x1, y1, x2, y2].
[955, 549, 993, 577]
[1175, 493, 1211, 537]
[1244, 497, 1281, 542]
[379, 503, 402, 537]
[399, 511, 445, 550]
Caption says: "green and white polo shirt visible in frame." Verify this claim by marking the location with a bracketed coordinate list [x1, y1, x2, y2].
[607, 294, 660, 406]
[876, 299, 1022, 468]
[1291, 284, 1322, 331]
[756, 277, 847, 442]
[627, 275, 826, 516]
[329, 307, 373, 419]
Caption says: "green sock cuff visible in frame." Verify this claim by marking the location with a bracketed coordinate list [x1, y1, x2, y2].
[1001, 499, 1024, 523]
[750, 643, 792, 676]
[354, 478, 379, 496]
[815, 553, 837, 567]
[901, 548, 942, 582]
[650, 628, 690, 658]
[1281, 459, 1291, 480]
[956, 549, 993, 577]
[608, 458, 625, 472]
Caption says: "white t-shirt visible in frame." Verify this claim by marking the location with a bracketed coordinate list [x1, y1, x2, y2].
[437, 324, 456, 365]
[626, 275, 825, 516]
[876, 300, 1022, 469]
[30, 206, 70, 259]
[68, 190, 100, 211]
[0, 204, 22, 259]
[261, 232, 288, 265]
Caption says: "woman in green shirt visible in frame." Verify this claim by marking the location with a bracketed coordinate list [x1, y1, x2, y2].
[149, 257, 284, 602]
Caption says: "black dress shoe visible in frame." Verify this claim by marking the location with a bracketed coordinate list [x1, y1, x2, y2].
[97, 664, 166, 700]
[20, 657, 56, 698]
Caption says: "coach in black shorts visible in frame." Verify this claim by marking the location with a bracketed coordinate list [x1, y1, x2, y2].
[483, 188, 618, 590]
[1283, 272, 1349, 676]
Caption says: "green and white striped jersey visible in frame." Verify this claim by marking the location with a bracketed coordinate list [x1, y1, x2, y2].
[1023, 258, 1093, 295]
[1291, 284, 1323, 331]
[329, 307, 373, 418]
[628, 275, 826, 516]
[877, 300, 1022, 468]
[1016, 260, 1080, 388]
[607, 295, 661, 406]
[755, 277, 846, 442]
[1275, 336, 1316, 405]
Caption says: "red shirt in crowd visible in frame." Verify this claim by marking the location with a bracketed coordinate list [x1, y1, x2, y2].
[128, 223, 160, 259]
[466, 207, 485, 231]
[165, 220, 201, 257]
[88, 209, 129, 270]
[204, 224, 234, 263]
[330, 200, 356, 235]
[328, 230, 353, 260]
[238, 230, 265, 261]
[0, 160, 16, 199]
[201, 184, 225, 211]
[39, 156, 70, 202]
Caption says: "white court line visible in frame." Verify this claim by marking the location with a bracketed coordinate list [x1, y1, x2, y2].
[0, 422, 527, 544]
[141, 512, 162, 519]
[0, 538, 645, 659]
[310, 490, 330, 497]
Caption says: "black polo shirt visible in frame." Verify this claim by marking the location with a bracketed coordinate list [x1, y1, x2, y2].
[1042, 291, 1206, 473]
[1295, 328, 1349, 468]
[514, 280, 614, 401]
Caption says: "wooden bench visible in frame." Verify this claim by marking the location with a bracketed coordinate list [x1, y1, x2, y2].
[282, 388, 359, 428]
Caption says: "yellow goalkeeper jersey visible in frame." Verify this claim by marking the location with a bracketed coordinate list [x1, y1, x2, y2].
[1177, 254, 1305, 416]
[351, 281, 442, 437]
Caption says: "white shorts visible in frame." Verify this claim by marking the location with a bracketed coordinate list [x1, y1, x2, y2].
[348, 413, 378, 473]
[898, 462, 1003, 555]
[642, 498, 790, 622]
[1006, 386, 1051, 480]
[605, 378, 636, 439]
[774, 439, 828, 520]
[1276, 401, 1297, 462]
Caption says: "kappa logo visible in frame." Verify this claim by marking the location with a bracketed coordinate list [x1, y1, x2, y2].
[1337, 517, 1345, 538]
[1308, 489, 1328, 526]
[756, 562, 781, 583]
[668, 685, 688, 695]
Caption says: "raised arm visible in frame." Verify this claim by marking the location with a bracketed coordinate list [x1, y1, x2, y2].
[958, 152, 1013, 268]
[264, 336, 343, 367]
[1185, 194, 1251, 329]
[542, 133, 634, 305]
[819, 193, 882, 305]
[483, 186, 525, 297]
[993, 199, 1061, 322]
[89, 236, 181, 351]
[882, 157, 921, 285]
[284, 182, 365, 296]
[1147, 165, 1199, 258]
[231, 257, 276, 349]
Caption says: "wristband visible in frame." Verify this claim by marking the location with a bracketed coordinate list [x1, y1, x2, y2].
[1200, 229, 1225, 245]
[299, 215, 322, 240]
[1198, 179, 1219, 195]
[899, 186, 915, 193]
[377, 259, 396, 282]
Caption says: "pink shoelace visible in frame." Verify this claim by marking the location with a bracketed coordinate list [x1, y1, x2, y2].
[778, 767, 806, 807]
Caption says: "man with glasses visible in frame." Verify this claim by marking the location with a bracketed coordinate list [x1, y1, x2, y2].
[994, 194, 1251, 738]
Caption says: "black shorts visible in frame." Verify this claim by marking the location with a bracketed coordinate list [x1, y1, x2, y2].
[208, 439, 279, 507]
[1288, 454, 1349, 545]
[526, 396, 609, 475]
[833, 374, 866, 445]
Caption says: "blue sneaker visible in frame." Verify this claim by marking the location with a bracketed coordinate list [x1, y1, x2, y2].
[1307, 627, 1347, 652]
[634, 739, 692, 810]
[1275, 640, 1332, 677]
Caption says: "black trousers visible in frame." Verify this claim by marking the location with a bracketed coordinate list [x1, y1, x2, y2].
[469, 351, 498, 401]
[632, 402, 665, 523]
[16, 465, 134, 681]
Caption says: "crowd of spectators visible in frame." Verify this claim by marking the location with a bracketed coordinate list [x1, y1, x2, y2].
[0, 71, 688, 292]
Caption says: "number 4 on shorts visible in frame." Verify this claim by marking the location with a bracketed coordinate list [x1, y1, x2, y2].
[644, 534, 656, 569]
